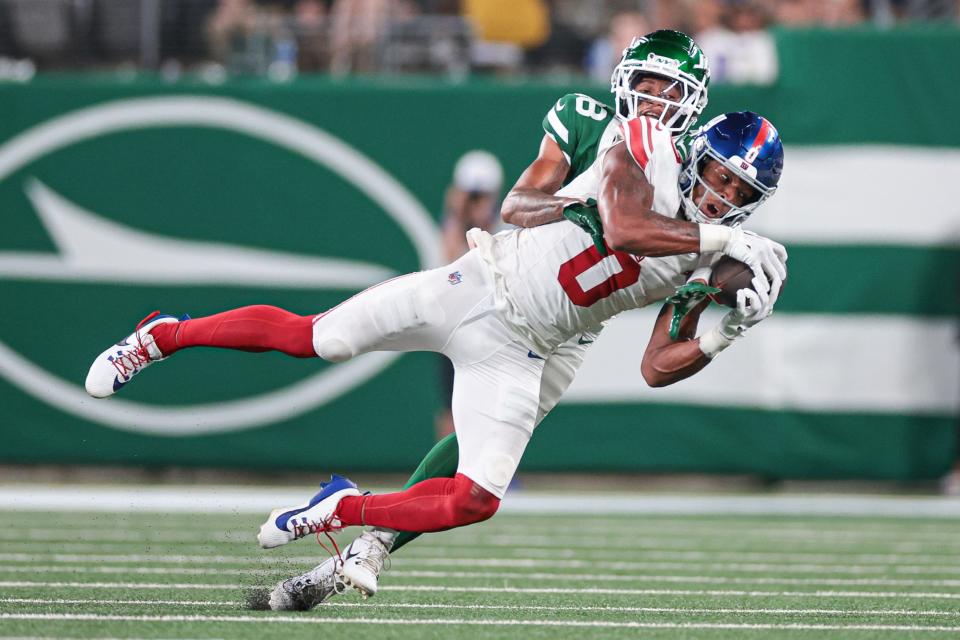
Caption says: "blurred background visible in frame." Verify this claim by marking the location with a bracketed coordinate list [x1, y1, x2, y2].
[0, 0, 957, 492]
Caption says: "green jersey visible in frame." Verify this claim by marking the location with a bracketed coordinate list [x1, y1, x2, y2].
[542, 92, 693, 184]
[542, 93, 617, 185]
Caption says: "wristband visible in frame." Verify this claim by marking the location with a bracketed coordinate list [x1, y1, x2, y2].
[686, 265, 713, 285]
[698, 223, 732, 254]
[698, 325, 736, 359]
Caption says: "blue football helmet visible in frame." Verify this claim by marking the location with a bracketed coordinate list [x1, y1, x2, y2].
[679, 111, 784, 226]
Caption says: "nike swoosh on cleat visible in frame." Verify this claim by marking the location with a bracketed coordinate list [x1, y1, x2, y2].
[578, 335, 594, 345]
[527, 351, 544, 360]
[112, 376, 127, 392]
[274, 507, 310, 531]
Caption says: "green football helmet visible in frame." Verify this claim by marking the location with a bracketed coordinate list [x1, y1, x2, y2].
[610, 29, 710, 135]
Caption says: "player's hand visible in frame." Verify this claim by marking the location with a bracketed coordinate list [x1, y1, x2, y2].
[722, 288, 772, 336]
[562, 199, 607, 256]
[742, 230, 788, 308]
[701, 288, 771, 358]
[717, 228, 785, 307]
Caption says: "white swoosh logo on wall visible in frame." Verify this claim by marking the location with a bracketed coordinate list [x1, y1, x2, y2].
[0, 96, 441, 435]
[0, 179, 394, 289]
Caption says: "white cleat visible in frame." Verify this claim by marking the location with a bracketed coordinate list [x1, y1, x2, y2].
[84, 311, 183, 398]
[264, 557, 348, 611]
[340, 530, 393, 598]
[257, 475, 361, 549]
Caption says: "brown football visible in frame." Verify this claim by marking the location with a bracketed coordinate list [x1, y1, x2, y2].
[709, 256, 758, 308]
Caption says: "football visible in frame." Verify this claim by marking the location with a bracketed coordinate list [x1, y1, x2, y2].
[709, 256, 758, 307]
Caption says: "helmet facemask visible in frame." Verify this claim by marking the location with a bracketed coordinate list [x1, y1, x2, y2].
[680, 138, 777, 227]
[611, 58, 708, 134]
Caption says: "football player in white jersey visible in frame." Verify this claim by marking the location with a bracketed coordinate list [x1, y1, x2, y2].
[83, 31, 787, 610]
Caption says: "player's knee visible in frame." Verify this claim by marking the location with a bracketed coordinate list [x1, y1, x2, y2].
[317, 338, 353, 363]
[450, 475, 500, 525]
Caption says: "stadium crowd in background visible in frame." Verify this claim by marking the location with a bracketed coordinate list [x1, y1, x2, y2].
[0, 0, 957, 81]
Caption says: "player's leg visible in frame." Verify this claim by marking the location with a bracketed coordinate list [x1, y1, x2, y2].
[86, 251, 493, 398]
[320, 332, 593, 603]
[350, 330, 594, 546]
[84, 305, 322, 398]
[260, 339, 541, 546]
[263, 432, 459, 608]
[332, 340, 544, 533]
[389, 431, 459, 551]
[535, 329, 599, 422]
[263, 329, 576, 609]
[336, 431, 459, 596]
[255, 252, 519, 541]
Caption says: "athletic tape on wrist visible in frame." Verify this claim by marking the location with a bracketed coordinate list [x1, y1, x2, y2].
[698, 224, 732, 254]
[699, 325, 735, 359]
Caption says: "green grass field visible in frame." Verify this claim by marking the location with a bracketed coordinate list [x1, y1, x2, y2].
[2, 499, 960, 639]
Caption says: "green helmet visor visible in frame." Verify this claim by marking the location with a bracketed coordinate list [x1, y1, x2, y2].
[611, 61, 708, 134]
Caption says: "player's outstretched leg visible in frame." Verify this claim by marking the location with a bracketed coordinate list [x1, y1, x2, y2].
[266, 433, 459, 606]
[85, 305, 317, 398]
[251, 556, 347, 611]
[335, 473, 500, 533]
[257, 474, 361, 549]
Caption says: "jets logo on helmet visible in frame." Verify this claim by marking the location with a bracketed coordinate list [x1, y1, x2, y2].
[679, 111, 784, 227]
[610, 29, 710, 135]
[646, 53, 681, 68]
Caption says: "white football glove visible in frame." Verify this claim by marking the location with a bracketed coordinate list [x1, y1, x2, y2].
[699, 288, 772, 358]
[698, 225, 788, 309]
[743, 230, 788, 309]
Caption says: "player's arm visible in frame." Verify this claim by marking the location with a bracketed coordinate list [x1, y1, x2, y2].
[598, 141, 702, 256]
[500, 134, 582, 228]
[640, 300, 713, 387]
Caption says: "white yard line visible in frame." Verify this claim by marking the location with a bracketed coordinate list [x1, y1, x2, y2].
[9, 564, 960, 586]
[3, 613, 960, 632]
[7, 523, 960, 541]
[3, 487, 960, 518]
[7, 530, 960, 563]
[5, 581, 960, 600]
[3, 598, 960, 618]
[382, 585, 960, 600]
[5, 552, 960, 576]
[0, 530, 241, 543]
[0, 598, 235, 606]
[7, 519, 960, 541]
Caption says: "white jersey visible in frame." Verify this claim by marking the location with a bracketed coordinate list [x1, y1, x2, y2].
[471, 116, 699, 355]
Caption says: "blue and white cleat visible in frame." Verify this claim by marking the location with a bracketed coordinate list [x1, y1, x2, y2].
[84, 311, 185, 398]
[257, 475, 361, 549]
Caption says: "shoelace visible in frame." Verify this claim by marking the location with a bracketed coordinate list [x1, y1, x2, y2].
[289, 514, 347, 569]
[354, 535, 391, 576]
[110, 311, 162, 378]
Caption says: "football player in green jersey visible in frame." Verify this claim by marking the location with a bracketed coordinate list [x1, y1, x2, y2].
[251, 31, 781, 611]
[502, 29, 709, 230]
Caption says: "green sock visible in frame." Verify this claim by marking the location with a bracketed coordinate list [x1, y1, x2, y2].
[389, 432, 459, 552]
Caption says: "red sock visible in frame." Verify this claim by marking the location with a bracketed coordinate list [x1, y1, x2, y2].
[336, 473, 500, 533]
[150, 305, 317, 358]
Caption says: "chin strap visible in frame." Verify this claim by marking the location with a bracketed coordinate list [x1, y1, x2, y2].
[665, 281, 720, 340]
